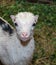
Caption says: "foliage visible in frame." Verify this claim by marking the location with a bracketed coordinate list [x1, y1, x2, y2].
[0, 0, 56, 65]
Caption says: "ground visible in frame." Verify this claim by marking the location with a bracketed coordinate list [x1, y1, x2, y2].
[0, 0, 56, 65]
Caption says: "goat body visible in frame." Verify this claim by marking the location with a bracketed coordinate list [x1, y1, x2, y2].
[0, 16, 35, 65]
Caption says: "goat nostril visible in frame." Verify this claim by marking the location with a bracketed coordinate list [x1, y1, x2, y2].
[22, 32, 28, 37]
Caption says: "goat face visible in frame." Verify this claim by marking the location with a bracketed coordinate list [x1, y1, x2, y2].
[10, 12, 39, 41]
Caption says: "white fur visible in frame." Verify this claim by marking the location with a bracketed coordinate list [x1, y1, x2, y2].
[0, 12, 39, 65]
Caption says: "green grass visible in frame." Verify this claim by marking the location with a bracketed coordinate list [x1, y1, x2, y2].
[0, 1, 56, 65]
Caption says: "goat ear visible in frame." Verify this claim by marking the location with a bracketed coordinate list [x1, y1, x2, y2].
[10, 15, 15, 22]
[34, 15, 39, 23]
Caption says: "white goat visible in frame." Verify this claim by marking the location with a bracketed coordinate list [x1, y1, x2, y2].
[0, 12, 39, 65]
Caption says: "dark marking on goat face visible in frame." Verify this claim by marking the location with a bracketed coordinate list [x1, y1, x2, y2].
[0, 18, 13, 35]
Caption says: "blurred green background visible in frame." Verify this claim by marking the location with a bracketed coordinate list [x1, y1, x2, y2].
[0, 0, 56, 65]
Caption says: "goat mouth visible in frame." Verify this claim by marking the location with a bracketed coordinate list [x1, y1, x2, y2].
[20, 37, 30, 41]
[20, 38, 31, 46]
[17, 33, 31, 41]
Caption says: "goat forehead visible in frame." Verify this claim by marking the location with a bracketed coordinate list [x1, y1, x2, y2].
[16, 12, 34, 18]
[16, 12, 35, 24]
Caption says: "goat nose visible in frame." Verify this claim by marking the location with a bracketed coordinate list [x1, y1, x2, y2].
[21, 32, 28, 37]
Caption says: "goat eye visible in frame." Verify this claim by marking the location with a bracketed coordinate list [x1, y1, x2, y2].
[14, 23, 18, 26]
[32, 23, 36, 26]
